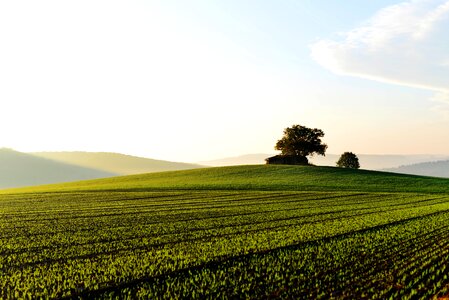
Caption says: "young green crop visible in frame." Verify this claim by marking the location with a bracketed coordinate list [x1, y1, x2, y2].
[1, 188, 449, 298]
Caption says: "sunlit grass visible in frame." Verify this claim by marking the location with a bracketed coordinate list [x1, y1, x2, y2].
[3, 165, 449, 194]
[1, 165, 449, 298]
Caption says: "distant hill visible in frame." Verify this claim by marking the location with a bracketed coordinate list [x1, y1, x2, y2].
[0, 149, 204, 189]
[310, 154, 449, 170]
[32, 151, 204, 175]
[0, 148, 116, 189]
[199, 153, 275, 166]
[384, 160, 449, 178]
[201, 153, 449, 170]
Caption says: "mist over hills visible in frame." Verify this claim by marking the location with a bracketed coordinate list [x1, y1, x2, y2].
[0, 149, 204, 189]
[384, 160, 449, 178]
[200, 153, 449, 170]
[32, 151, 203, 175]
[311, 154, 449, 170]
[0, 148, 117, 189]
[199, 154, 275, 167]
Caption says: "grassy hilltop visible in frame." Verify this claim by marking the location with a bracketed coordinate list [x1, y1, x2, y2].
[1, 165, 449, 299]
[4, 164, 449, 194]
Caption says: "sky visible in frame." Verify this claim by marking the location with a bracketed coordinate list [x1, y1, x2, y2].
[1, 0, 449, 162]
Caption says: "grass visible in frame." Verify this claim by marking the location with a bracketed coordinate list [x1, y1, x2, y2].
[1, 165, 449, 298]
[3, 164, 449, 194]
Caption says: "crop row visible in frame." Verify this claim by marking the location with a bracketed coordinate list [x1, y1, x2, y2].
[0, 191, 449, 298]
[101, 211, 449, 299]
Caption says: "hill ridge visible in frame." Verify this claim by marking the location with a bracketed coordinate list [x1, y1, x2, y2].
[385, 159, 449, 178]
[32, 151, 204, 175]
[4, 164, 449, 194]
[0, 148, 117, 189]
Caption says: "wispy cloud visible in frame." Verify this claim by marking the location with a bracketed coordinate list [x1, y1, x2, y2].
[310, 0, 449, 100]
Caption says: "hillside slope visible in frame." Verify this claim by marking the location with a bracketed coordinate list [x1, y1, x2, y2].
[385, 160, 449, 178]
[6, 164, 449, 194]
[32, 151, 204, 175]
[0, 148, 116, 188]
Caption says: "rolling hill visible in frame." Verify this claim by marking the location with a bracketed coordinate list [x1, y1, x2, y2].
[0, 148, 116, 189]
[6, 164, 449, 194]
[32, 151, 203, 175]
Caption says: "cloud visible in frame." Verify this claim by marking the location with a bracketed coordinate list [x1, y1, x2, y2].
[310, 0, 449, 98]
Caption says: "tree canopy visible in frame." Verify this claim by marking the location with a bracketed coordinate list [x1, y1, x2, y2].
[274, 124, 327, 161]
[336, 152, 360, 169]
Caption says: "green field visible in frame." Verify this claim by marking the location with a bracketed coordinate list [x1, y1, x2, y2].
[1, 165, 449, 299]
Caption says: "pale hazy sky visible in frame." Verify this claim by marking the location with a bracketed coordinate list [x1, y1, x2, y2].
[1, 0, 449, 162]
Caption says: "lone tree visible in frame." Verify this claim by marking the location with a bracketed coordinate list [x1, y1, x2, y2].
[336, 152, 360, 169]
[270, 124, 327, 165]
